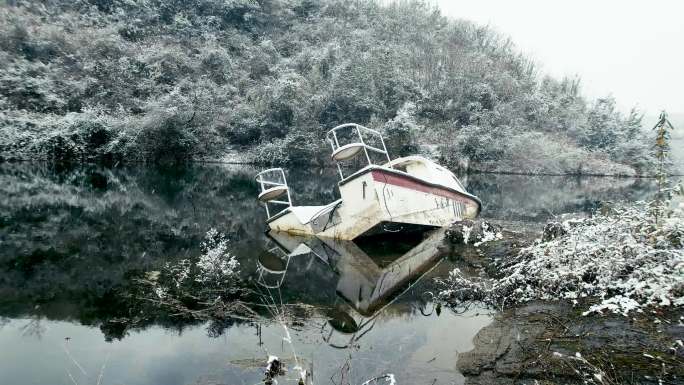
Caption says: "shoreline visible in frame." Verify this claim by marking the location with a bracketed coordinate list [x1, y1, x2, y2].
[2, 157, 682, 178]
[442, 219, 684, 385]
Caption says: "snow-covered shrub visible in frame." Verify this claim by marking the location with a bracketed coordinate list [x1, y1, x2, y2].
[0, 110, 118, 161]
[439, 201, 684, 315]
[446, 220, 502, 246]
[195, 228, 239, 284]
[251, 137, 289, 164]
[383, 102, 421, 157]
[224, 103, 262, 145]
[454, 124, 507, 163]
[32, 117, 115, 161]
[140, 229, 248, 321]
[495, 131, 636, 176]
[160, 259, 189, 288]
[251, 131, 325, 165]
[148, 229, 241, 303]
[121, 103, 200, 163]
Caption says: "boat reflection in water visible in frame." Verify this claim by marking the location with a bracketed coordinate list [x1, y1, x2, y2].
[256, 228, 448, 348]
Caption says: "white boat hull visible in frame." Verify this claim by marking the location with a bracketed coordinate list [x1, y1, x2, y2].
[267, 165, 480, 240]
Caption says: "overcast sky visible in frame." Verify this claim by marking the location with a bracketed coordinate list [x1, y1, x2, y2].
[435, 0, 684, 117]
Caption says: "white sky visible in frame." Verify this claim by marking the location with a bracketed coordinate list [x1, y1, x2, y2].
[435, 0, 684, 116]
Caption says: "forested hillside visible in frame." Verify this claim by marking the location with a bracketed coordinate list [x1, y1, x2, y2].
[0, 0, 655, 174]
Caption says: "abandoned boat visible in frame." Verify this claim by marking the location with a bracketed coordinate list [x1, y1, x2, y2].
[255, 123, 481, 240]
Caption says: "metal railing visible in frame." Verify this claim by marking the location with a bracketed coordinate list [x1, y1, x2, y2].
[255, 168, 292, 220]
[326, 123, 391, 179]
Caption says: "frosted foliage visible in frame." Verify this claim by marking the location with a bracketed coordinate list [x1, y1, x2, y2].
[142, 229, 243, 321]
[159, 228, 240, 291]
[441, 202, 684, 315]
[195, 228, 239, 283]
[165, 259, 191, 288]
[474, 222, 502, 246]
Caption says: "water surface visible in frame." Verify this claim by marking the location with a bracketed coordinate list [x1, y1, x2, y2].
[0, 162, 658, 384]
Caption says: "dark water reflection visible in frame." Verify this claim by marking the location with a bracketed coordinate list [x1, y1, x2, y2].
[0, 162, 659, 385]
[467, 172, 657, 222]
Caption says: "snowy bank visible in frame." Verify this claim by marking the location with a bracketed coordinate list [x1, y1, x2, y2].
[440, 201, 684, 315]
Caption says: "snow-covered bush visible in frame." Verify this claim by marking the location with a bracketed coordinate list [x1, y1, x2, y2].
[383, 102, 421, 157]
[148, 229, 241, 303]
[0, 109, 119, 161]
[250, 131, 325, 165]
[195, 228, 239, 284]
[118, 95, 201, 163]
[440, 201, 684, 315]
[446, 220, 502, 246]
[139, 229, 251, 322]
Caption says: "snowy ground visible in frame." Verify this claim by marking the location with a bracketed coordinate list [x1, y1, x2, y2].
[440, 199, 684, 316]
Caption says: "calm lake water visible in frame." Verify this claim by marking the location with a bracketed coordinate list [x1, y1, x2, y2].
[0, 162, 659, 385]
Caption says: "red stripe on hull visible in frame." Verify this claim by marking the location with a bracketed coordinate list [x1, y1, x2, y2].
[371, 169, 476, 206]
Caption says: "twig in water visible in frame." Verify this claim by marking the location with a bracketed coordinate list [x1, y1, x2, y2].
[62, 343, 87, 376]
[360, 373, 396, 385]
[65, 367, 79, 385]
[64, 368, 78, 385]
[96, 352, 110, 385]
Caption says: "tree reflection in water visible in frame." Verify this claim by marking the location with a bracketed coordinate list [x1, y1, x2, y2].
[0, 162, 660, 384]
